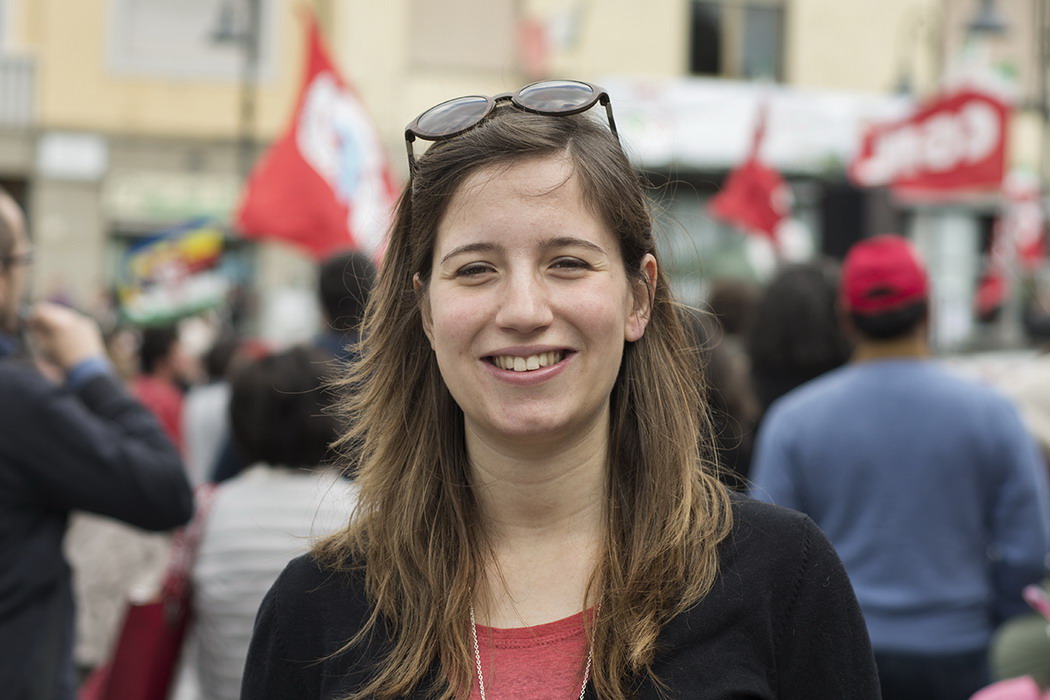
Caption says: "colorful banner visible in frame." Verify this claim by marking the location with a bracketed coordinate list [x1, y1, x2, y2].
[117, 220, 228, 325]
[234, 14, 398, 260]
[850, 87, 1010, 196]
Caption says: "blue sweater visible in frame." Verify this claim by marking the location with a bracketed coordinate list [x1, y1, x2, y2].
[750, 358, 1050, 654]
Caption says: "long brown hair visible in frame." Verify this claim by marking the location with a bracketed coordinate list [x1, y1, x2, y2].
[315, 105, 732, 699]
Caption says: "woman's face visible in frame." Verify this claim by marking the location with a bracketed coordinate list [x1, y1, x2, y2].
[421, 154, 656, 451]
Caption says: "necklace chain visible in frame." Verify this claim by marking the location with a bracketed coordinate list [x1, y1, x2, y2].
[469, 603, 595, 700]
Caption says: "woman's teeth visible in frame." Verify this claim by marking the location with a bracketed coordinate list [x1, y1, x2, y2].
[491, 352, 562, 372]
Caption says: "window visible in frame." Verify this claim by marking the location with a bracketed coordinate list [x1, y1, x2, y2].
[107, 0, 277, 81]
[409, 0, 514, 71]
[689, 0, 785, 81]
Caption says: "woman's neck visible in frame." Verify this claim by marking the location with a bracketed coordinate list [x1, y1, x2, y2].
[466, 420, 608, 627]
[466, 419, 608, 540]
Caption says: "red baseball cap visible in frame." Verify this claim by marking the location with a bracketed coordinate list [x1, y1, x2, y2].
[841, 234, 928, 315]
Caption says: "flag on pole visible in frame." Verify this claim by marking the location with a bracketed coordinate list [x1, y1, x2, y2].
[974, 170, 1047, 319]
[708, 103, 790, 245]
[234, 15, 399, 260]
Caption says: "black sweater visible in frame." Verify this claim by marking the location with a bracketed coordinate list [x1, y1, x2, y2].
[242, 498, 881, 699]
[0, 352, 193, 699]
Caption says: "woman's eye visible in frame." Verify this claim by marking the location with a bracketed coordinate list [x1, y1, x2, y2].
[551, 257, 590, 271]
[456, 263, 494, 278]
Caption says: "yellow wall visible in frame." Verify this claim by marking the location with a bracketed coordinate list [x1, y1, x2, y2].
[25, 0, 306, 139]
[790, 0, 942, 93]
[10, 0, 1046, 181]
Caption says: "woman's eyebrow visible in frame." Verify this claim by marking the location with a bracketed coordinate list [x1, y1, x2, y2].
[439, 242, 500, 266]
[438, 237, 607, 266]
[541, 237, 607, 255]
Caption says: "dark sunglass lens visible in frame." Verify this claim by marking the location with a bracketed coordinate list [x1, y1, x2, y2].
[414, 96, 491, 138]
[517, 80, 596, 112]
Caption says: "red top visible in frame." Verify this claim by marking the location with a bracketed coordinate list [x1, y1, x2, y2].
[132, 375, 184, 452]
[469, 611, 590, 700]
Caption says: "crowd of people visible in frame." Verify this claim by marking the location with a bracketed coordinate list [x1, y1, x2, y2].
[1, 79, 1049, 700]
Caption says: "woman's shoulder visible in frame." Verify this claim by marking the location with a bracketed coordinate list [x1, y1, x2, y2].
[243, 552, 382, 696]
[263, 551, 371, 639]
[728, 493, 814, 536]
[272, 550, 367, 602]
[648, 495, 877, 697]
[721, 494, 843, 583]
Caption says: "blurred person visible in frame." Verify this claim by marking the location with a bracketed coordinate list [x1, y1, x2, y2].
[745, 258, 853, 421]
[0, 188, 193, 699]
[65, 508, 171, 680]
[685, 308, 758, 489]
[316, 250, 377, 362]
[241, 82, 878, 698]
[181, 331, 240, 486]
[706, 276, 759, 370]
[985, 284, 1050, 692]
[997, 277, 1050, 464]
[102, 325, 139, 384]
[707, 277, 758, 339]
[172, 345, 355, 700]
[132, 323, 196, 451]
[205, 337, 273, 485]
[750, 234, 1050, 700]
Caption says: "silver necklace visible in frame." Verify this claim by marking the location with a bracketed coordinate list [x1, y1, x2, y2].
[469, 603, 594, 700]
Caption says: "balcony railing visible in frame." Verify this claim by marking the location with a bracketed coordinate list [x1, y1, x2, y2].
[0, 55, 35, 127]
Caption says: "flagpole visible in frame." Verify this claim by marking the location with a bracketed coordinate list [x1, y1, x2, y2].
[209, 0, 262, 181]
[237, 0, 261, 182]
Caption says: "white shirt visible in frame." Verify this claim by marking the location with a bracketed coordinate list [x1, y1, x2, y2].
[173, 464, 356, 700]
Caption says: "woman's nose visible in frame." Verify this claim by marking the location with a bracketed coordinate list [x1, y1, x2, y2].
[494, 273, 554, 333]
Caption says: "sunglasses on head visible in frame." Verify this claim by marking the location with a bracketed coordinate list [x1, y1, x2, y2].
[404, 79, 618, 176]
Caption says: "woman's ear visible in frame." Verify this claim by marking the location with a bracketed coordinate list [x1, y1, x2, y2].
[413, 273, 434, 345]
[625, 254, 658, 342]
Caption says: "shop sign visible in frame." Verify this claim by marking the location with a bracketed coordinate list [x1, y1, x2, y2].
[849, 87, 1010, 194]
[103, 171, 241, 223]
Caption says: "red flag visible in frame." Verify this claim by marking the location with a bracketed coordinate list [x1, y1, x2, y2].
[1000, 172, 1047, 270]
[235, 16, 399, 260]
[517, 18, 550, 81]
[709, 104, 789, 244]
[974, 171, 1047, 318]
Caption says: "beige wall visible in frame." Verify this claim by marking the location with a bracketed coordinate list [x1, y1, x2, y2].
[6, 0, 1048, 310]
[789, 0, 942, 93]
[20, 0, 306, 139]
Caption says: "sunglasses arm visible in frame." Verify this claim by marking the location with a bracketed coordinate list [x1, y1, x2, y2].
[404, 132, 418, 178]
[601, 98, 619, 138]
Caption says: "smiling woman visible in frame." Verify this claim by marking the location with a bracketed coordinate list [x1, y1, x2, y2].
[240, 81, 881, 700]
[422, 156, 654, 451]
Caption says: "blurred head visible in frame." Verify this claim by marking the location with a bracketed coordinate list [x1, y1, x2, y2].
[202, 331, 240, 382]
[318, 250, 377, 331]
[0, 189, 30, 334]
[747, 259, 853, 405]
[707, 278, 759, 337]
[137, 324, 197, 383]
[138, 325, 179, 375]
[841, 234, 929, 340]
[229, 345, 339, 468]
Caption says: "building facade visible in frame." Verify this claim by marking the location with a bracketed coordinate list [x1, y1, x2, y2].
[0, 0, 1044, 348]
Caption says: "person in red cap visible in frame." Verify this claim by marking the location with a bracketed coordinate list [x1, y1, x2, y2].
[750, 234, 1050, 700]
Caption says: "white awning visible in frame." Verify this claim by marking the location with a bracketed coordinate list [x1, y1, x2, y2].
[602, 76, 913, 175]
